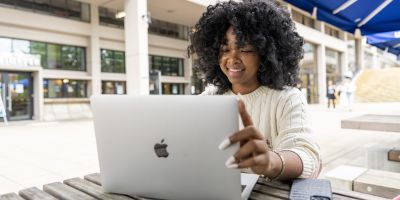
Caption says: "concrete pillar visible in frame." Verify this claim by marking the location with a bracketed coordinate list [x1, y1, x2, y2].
[317, 44, 327, 104]
[89, 1, 101, 96]
[355, 38, 364, 71]
[124, 0, 150, 95]
[340, 33, 348, 81]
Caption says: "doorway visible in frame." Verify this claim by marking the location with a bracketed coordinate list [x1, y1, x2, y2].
[0, 71, 33, 121]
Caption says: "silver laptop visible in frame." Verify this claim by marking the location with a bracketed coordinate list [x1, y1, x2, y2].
[91, 95, 248, 200]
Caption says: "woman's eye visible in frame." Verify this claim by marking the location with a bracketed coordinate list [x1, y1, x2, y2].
[221, 48, 229, 52]
[241, 49, 254, 53]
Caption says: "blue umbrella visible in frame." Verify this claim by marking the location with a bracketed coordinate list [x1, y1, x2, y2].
[285, 0, 400, 35]
[367, 30, 400, 57]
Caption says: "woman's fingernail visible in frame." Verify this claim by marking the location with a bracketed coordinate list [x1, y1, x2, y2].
[218, 138, 231, 150]
[225, 156, 236, 166]
[226, 163, 239, 169]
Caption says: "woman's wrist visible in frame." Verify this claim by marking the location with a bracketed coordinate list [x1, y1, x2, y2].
[264, 150, 284, 179]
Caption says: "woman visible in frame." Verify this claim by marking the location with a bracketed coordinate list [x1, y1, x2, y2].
[188, 0, 321, 181]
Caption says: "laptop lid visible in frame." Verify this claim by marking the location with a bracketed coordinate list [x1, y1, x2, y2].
[91, 95, 241, 200]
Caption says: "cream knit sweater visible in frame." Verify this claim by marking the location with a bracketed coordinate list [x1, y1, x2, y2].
[202, 85, 321, 178]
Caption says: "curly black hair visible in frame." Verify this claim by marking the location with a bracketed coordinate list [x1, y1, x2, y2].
[188, 0, 304, 94]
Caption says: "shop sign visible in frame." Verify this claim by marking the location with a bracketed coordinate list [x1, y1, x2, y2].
[0, 53, 41, 67]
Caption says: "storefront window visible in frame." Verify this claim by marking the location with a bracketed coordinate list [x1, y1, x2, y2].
[30, 42, 47, 67]
[149, 55, 184, 77]
[162, 83, 185, 95]
[326, 48, 341, 85]
[47, 44, 62, 69]
[299, 42, 319, 103]
[13, 39, 30, 54]
[44, 79, 87, 98]
[101, 49, 125, 73]
[101, 81, 126, 95]
[0, 38, 12, 53]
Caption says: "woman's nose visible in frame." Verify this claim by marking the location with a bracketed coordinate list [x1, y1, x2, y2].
[226, 50, 241, 65]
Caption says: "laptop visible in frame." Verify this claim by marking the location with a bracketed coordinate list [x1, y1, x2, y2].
[91, 95, 258, 200]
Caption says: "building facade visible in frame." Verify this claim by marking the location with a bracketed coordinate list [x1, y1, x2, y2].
[0, 0, 398, 122]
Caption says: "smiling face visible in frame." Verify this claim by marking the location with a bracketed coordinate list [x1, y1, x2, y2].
[219, 26, 261, 94]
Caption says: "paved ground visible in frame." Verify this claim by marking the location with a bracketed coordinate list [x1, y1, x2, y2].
[1, 102, 400, 194]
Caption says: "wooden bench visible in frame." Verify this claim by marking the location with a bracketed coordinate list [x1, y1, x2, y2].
[354, 169, 400, 199]
[0, 173, 389, 200]
[341, 114, 400, 132]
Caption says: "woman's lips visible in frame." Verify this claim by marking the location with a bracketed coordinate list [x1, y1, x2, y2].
[227, 67, 245, 78]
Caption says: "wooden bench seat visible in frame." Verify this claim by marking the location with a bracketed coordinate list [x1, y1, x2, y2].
[354, 169, 400, 199]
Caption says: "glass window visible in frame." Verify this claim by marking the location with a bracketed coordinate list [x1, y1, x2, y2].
[299, 42, 318, 104]
[15, 0, 33, 11]
[30, 41, 47, 67]
[80, 2, 90, 22]
[0, 0, 15, 8]
[101, 49, 125, 73]
[61, 45, 85, 71]
[50, 0, 66, 17]
[44, 79, 87, 98]
[114, 51, 125, 73]
[33, 0, 50, 14]
[101, 81, 126, 94]
[12, 39, 30, 54]
[162, 83, 185, 95]
[99, 6, 124, 29]
[291, 10, 315, 29]
[326, 48, 341, 84]
[149, 55, 184, 77]
[0, 38, 12, 53]
[47, 44, 62, 69]
[66, 0, 80, 20]
[149, 18, 189, 40]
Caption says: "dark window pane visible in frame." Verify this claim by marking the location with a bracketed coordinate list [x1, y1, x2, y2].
[149, 55, 184, 77]
[149, 18, 189, 40]
[15, 0, 33, 11]
[33, 0, 50, 14]
[62, 45, 77, 70]
[101, 49, 125, 73]
[66, 0, 80, 20]
[30, 41, 47, 67]
[0, 0, 15, 8]
[51, 0, 67, 17]
[47, 44, 62, 69]
[114, 51, 125, 73]
[76, 47, 85, 70]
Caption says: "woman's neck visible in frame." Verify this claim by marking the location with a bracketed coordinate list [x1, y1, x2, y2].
[231, 83, 260, 95]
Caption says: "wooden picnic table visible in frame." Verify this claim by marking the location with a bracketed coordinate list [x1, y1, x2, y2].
[0, 173, 389, 200]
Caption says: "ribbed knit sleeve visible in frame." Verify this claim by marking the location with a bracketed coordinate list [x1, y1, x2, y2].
[274, 89, 322, 178]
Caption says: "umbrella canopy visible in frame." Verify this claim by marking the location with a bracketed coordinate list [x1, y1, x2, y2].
[367, 30, 400, 57]
[285, 0, 400, 35]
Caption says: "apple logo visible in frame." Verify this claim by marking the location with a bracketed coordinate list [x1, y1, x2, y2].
[154, 139, 169, 158]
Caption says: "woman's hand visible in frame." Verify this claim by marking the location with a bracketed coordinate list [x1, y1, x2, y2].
[219, 99, 282, 177]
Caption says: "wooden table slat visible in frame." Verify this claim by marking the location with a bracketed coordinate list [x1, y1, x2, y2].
[249, 191, 285, 200]
[252, 184, 289, 199]
[18, 187, 57, 200]
[84, 173, 102, 186]
[64, 177, 136, 200]
[43, 182, 97, 200]
[0, 193, 25, 200]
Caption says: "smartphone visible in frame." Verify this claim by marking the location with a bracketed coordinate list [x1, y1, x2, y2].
[289, 179, 332, 200]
